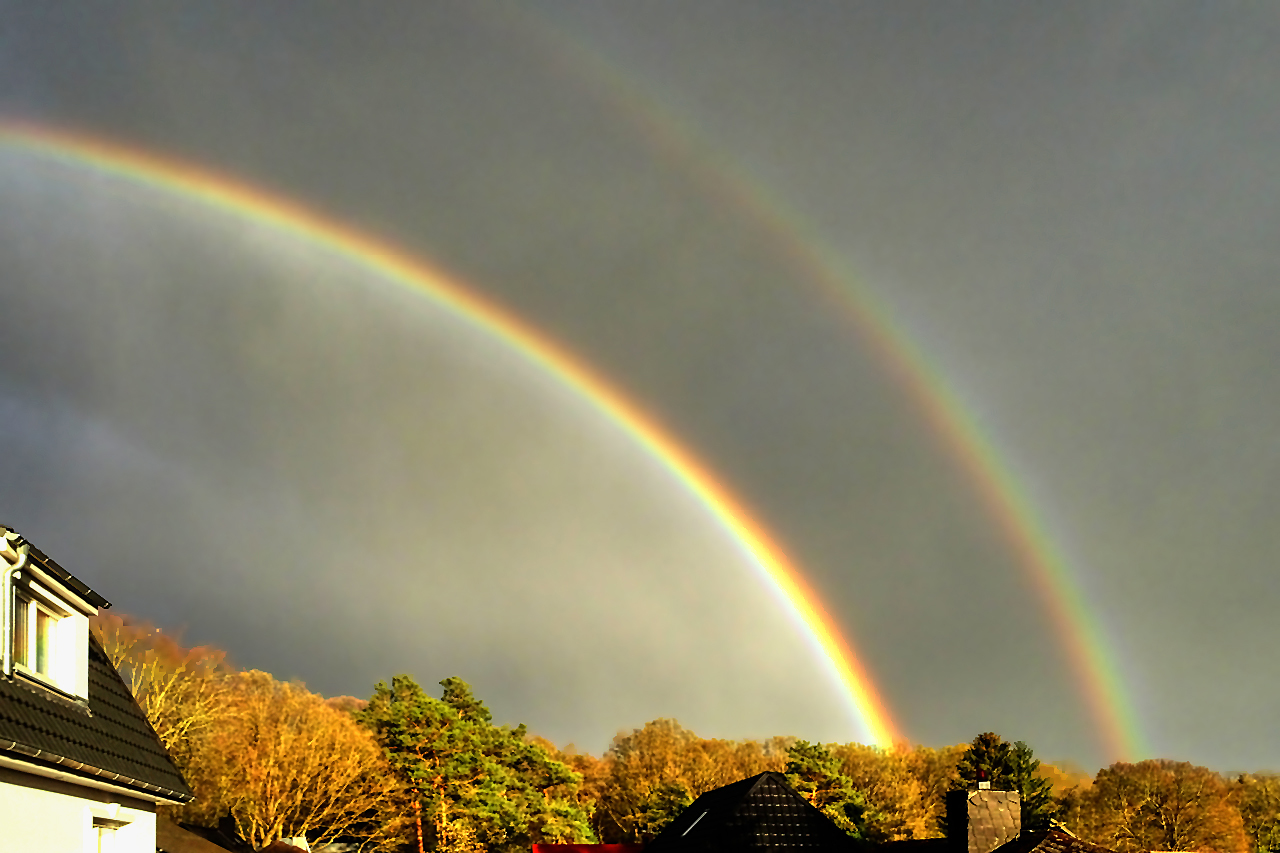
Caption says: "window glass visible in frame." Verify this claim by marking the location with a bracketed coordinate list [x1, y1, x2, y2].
[13, 591, 29, 667]
[35, 605, 52, 675]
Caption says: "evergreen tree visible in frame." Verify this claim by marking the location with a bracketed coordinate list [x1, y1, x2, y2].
[359, 675, 594, 853]
[785, 741, 881, 842]
[949, 733, 1057, 833]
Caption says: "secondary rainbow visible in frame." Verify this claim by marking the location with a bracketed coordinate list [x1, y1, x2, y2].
[504, 14, 1146, 760]
[0, 120, 902, 749]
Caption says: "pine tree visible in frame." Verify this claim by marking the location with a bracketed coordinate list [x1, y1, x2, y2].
[359, 675, 594, 853]
[785, 741, 881, 842]
[949, 733, 1057, 832]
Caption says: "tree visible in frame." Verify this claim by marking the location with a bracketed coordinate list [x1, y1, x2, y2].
[359, 675, 593, 853]
[593, 720, 790, 843]
[90, 612, 231, 770]
[903, 743, 967, 836]
[785, 741, 880, 842]
[182, 670, 403, 850]
[949, 733, 1057, 832]
[538, 741, 616, 843]
[1234, 773, 1280, 853]
[832, 743, 933, 841]
[631, 781, 695, 840]
[1075, 760, 1248, 853]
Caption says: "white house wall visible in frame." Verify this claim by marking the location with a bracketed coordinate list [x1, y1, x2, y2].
[0, 768, 157, 853]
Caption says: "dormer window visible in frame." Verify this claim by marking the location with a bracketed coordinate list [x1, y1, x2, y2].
[3, 529, 102, 702]
[13, 587, 60, 679]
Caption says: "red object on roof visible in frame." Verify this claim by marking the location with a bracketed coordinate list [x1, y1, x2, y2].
[535, 840, 645, 845]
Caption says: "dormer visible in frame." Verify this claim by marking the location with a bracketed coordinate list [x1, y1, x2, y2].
[2, 526, 109, 702]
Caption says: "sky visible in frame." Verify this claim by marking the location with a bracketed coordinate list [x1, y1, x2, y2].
[1, 1, 1278, 773]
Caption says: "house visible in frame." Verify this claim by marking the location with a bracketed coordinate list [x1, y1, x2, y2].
[0, 525, 195, 852]
[644, 771, 860, 853]
[881, 787, 1116, 853]
[634, 771, 1116, 853]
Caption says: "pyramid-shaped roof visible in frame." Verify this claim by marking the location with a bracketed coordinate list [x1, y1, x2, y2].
[645, 772, 859, 853]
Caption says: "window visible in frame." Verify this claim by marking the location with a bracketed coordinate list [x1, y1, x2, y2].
[13, 588, 58, 679]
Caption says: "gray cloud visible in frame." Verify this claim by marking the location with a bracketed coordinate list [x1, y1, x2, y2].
[2, 1, 1278, 769]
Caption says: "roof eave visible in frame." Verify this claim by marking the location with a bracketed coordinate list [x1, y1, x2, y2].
[0, 739, 195, 805]
[0, 527, 112, 609]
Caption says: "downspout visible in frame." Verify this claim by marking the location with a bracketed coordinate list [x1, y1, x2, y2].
[1, 528, 30, 677]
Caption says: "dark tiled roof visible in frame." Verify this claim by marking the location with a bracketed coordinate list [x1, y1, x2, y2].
[992, 829, 1116, 853]
[162, 819, 255, 853]
[0, 632, 193, 801]
[157, 819, 245, 853]
[646, 771, 859, 853]
[877, 840, 948, 853]
[2, 527, 111, 609]
[876, 828, 1117, 853]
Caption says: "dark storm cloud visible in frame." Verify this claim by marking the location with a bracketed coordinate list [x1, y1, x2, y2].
[2, 1, 1279, 769]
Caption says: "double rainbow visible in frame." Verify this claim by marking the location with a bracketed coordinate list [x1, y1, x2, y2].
[0, 121, 901, 749]
[495, 12, 1146, 760]
[1, 115, 1145, 759]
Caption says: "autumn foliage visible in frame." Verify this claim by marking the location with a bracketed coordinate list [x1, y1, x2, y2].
[1067, 760, 1250, 853]
[92, 614, 1280, 853]
[183, 670, 404, 849]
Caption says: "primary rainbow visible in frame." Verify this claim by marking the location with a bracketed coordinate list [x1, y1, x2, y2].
[506, 17, 1146, 761]
[0, 120, 902, 749]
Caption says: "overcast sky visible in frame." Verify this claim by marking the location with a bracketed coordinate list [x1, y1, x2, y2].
[2, 1, 1278, 773]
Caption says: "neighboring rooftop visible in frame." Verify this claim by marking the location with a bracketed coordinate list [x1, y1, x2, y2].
[646, 771, 858, 853]
[987, 829, 1117, 853]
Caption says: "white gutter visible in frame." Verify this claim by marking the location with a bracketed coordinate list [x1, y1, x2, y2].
[1, 530, 30, 677]
[20, 562, 98, 617]
[0, 750, 189, 806]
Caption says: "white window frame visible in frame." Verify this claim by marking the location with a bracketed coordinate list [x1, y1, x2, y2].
[2, 546, 94, 700]
[11, 579, 75, 694]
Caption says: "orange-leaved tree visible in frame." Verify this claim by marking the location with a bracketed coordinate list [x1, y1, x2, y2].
[185, 669, 404, 850]
[594, 719, 789, 842]
[93, 614, 402, 849]
[1077, 759, 1248, 853]
[832, 742, 934, 841]
[90, 612, 231, 770]
[1233, 773, 1280, 853]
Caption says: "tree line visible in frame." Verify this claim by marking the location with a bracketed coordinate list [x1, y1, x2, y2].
[93, 613, 1280, 852]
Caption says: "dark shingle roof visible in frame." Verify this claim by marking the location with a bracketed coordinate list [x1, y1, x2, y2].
[875, 840, 948, 853]
[876, 827, 1118, 853]
[2, 527, 111, 609]
[646, 772, 859, 853]
[0, 632, 194, 802]
[991, 829, 1116, 853]
[157, 819, 247, 853]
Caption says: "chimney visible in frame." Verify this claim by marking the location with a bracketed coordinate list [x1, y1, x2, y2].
[946, 789, 1020, 853]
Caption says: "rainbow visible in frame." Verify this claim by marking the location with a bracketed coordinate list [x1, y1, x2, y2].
[0, 120, 902, 749]
[503, 15, 1146, 761]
